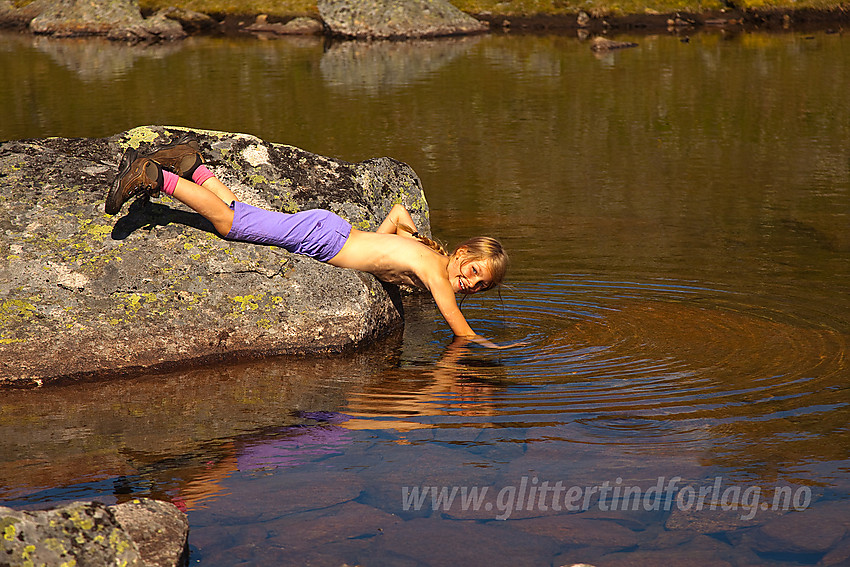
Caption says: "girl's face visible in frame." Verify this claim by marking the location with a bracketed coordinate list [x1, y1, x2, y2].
[448, 250, 494, 294]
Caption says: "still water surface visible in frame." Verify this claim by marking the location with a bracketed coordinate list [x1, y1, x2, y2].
[1, 29, 849, 565]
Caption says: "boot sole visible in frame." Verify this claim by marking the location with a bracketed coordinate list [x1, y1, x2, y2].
[105, 147, 138, 215]
[105, 149, 162, 215]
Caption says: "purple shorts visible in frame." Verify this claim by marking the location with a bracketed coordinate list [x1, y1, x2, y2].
[225, 202, 352, 262]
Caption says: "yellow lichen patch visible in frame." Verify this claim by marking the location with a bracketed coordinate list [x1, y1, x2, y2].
[0, 298, 38, 321]
[68, 508, 94, 532]
[122, 293, 143, 313]
[21, 543, 36, 562]
[108, 528, 133, 555]
[248, 174, 268, 186]
[79, 219, 114, 241]
[3, 522, 16, 541]
[124, 126, 161, 149]
[232, 294, 263, 311]
[43, 536, 69, 555]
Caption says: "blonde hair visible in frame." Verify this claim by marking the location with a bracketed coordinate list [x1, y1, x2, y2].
[451, 237, 509, 291]
[397, 222, 448, 255]
[397, 222, 508, 291]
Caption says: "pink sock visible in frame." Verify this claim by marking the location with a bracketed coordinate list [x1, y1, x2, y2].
[192, 165, 215, 186]
[162, 171, 179, 196]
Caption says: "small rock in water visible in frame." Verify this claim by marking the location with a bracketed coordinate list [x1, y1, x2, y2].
[590, 36, 638, 52]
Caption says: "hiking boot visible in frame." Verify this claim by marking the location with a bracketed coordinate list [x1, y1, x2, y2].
[105, 148, 164, 215]
[148, 133, 203, 179]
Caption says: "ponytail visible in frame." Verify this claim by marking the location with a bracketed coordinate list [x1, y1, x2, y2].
[396, 221, 448, 256]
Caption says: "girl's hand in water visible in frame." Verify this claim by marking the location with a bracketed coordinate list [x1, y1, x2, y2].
[470, 335, 529, 349]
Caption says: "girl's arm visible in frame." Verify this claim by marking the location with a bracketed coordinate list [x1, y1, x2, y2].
[428, 276, 507, 349]
[377, 204, 418, 235]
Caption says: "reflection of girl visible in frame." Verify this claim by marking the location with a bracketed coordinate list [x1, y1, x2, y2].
[237, 412, 353, 471]
[106, 134, 516, 348]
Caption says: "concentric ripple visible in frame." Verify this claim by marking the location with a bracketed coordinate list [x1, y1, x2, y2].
[346, 275, 849, 452]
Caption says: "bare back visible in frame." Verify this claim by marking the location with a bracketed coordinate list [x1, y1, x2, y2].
[328, 229, 449, 291]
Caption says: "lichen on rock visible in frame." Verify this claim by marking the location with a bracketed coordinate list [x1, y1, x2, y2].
[0, 498, 188, 567]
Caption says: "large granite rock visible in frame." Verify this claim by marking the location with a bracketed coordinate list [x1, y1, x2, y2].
[27, 0, 186, 40]
[0, 498, 188, 567]
[0, 126, 432, 387]
[318, 0, 488, 39]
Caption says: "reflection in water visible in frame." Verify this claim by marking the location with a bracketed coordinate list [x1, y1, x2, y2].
[1, 28, 849, 565]
[31, 36, 185, 81]
[0, 336, 402, 505]
[344, 338, 509, 431]
[320, 36, 482, 90]
[1, 280, 848, 562]
[0, 32, 187, 82]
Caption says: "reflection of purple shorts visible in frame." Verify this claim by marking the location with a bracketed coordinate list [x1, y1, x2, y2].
[225, 202, 352, 262]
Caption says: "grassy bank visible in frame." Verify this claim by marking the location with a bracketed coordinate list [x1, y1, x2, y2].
[137, 0, 849, 19]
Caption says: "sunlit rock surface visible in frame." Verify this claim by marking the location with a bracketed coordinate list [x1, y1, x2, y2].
[27, 0, 186, 40]
[318, 0, 488, 39]
[0, 125, 432, 387]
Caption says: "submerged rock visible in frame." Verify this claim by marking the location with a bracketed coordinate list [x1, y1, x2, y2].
[0, 126, 432, 387]
[0, 498, 188, 567]
[318, 0, 488, 39]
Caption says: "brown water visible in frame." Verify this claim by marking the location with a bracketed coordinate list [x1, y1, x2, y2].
[1, 29, 849, 565]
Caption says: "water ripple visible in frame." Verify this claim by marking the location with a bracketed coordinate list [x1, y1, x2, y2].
[347, 275, 849, 451]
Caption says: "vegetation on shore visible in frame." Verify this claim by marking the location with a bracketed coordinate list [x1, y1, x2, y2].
[132, 0, 848, 19]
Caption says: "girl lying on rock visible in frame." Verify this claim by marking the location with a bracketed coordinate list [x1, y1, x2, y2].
[105, 134, 514, 349]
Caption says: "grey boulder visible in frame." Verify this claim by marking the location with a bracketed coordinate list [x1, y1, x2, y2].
[0, 125, 432, 387]
[318, 0, 488, 39]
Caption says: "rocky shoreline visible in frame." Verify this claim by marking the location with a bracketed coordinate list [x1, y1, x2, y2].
[0, 0, 847, 41]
